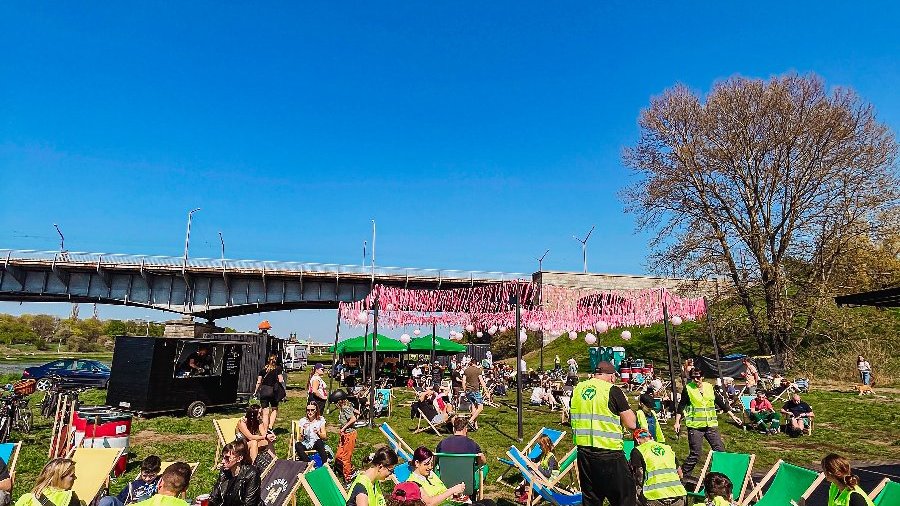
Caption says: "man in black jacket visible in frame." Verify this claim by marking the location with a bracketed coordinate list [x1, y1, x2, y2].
[210, 441, 260, 506]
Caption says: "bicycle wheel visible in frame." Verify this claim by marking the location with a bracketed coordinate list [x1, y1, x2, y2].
[19, 410, 33, 433]
[0, 417, 10, 444]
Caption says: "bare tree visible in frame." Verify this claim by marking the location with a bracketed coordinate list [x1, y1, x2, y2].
[622, 74, 899, 359]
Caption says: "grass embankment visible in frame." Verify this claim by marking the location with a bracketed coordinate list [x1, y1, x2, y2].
[5, 365, 900, 505]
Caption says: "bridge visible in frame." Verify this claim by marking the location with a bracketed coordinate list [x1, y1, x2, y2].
[0, 249, 528, 322]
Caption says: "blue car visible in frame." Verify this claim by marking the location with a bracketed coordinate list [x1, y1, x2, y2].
[23, 359, 111, 391]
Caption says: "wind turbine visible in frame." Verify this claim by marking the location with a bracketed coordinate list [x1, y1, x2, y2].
[573, 225, 595, 273]
[536, 249, 550, 272]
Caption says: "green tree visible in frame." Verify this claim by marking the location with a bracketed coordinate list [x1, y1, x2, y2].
[0, 315, 38, 345]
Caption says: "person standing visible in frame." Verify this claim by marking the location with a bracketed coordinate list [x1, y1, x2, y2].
[461, 361, 486, 431]
[335, 395, 360, 482]
[821, 454, 874, 506]
[857, 356, 871, 385]
[630, 428, 686, 506]
[741, 359, 759, 395]
[554, 355, 561, 371]
[307, 363, 329, 415]
[673, 369, 736, 477]
[570, 361, 638, 506]
[254, 354, 285, 429]
[567, 357, 578, 375]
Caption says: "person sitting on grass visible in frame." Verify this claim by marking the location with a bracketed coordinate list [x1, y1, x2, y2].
[99, 455, 162, 506]
[15, 459, 79, 506]
[347, 447, 399, 506]
[748, 391, 780, 435]
[780, 393, 814, 437]
[237, 405, 276, 465]
[210, 441, 260, 506]
[702, 472, 735, 506]
[133, 463, 192, 506]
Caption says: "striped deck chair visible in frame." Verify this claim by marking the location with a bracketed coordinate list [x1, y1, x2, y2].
[506, 447, 581, 506]
[739, 459, 825, 506]
[379, 422, 415, 483]
[213, 417, 242, 465]
[69, 447, 126, 505]
[0, 442, 22, 479]
[496, 427, 566, 486]
[299, 465, 348, 506]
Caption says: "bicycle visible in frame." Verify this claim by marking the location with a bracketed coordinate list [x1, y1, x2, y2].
[0, 392, 33, 443]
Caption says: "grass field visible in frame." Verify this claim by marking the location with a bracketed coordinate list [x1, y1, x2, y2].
[4, 365, 899, 505]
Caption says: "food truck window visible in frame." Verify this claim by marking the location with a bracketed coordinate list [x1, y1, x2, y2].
[174, 343, 224, 378]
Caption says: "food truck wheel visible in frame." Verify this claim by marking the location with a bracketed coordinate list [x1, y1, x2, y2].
[187, 401, 207, 418]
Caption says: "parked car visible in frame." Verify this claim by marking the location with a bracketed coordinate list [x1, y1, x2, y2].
[23, 359, 111, 391]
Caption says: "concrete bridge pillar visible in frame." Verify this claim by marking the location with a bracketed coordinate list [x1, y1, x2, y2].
[163, 316, 224, 338]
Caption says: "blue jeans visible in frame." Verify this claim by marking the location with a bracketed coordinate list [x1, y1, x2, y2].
[860, 371, 871, 385]
[99, 497, 124, 506]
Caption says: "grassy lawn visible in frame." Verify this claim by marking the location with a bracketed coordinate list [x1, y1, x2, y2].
[4, 365, 899, 505]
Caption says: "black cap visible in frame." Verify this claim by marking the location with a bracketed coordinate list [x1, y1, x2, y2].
[594, 361, 617, 374]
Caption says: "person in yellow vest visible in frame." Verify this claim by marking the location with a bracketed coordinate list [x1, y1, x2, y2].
[347, 447, 399, 506]
[672, 369, 735, 477]
[629, 428, 686, 506]
[636, 393, 665, 443]
[570, 361, 638, 506]
[134, 463, 192, 506]
[821, 454, 875, 506]
[15, 459, 79, 506]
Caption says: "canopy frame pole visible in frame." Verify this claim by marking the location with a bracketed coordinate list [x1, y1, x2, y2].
[327, 310, 341, 411]
[431, 321, 436, 365]
[662, 304, 679, 419]
[704, 297, 724, 381]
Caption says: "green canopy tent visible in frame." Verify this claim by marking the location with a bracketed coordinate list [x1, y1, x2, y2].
[408, 335, 466, 355]
[335, 334, 408, 354]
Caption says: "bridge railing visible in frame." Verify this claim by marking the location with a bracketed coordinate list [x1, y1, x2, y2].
[1, 249, 528, 282]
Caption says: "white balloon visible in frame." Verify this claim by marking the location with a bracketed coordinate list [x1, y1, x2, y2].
[671, 316, 683, 326]
[519, 330, 528, 344]
[527, 322, 539, 332]
[499, 326, 508, 333]
[488, 325, 498, 335]
[399, 334, 411, 344]
[685, 314, 696, 321]
[568, 331, 578, 341]
[465, 324, 475, 333]
[476, 331, 483, 338]
[386, 304, 396, 311]
[585, 333, 597, 345]
[621, 330, 632, 341]
[356, 311, 368, 323]
[413, 329, 421, 336]
[594, 321, 608, 333]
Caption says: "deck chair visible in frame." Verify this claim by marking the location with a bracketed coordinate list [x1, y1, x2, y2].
[213, 417, 242, 464]
[299, 464, 348, 506]
[260, 460, 308, 506]
[289, 421, 332, 466]
[870, 478, 900, 505]
[506, 447, 582, 506]
[435, 453, 488, 500]
[622, 439, 635, 461]
[413, 404, 449, 436]
[495, 427, 566, 486]
[688, 451, 755, 503]
[69, 447, 126, 505]
[0, 442, 22, 478]
[160, 461, 199, 476]
[379, 422, 414, 483]
[739, 459, 825, 506]
[374, 389, 392, 417]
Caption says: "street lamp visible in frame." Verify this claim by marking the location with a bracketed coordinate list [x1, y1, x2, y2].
[535, 249, 549, 371]
[218, 232, 225, 261]
[183, 208, 201, 265]
[53, 224, 66, 252]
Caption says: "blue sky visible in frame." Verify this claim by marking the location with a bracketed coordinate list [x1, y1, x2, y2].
[2, 2, 898, 340]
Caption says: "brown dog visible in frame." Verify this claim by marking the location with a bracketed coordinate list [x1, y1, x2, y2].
[856, 384, 874, 396]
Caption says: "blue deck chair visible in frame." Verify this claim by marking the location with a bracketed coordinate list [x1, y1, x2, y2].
[0, 442, 21, 477]
[379, 422, 415, 483]
[496, 427, 566, 486]
[507, 447, 582, 506]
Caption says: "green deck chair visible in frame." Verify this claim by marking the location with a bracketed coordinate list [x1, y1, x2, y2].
[688, 451, 755, 503]
[623, 439, 635, 461]
[739, 460, 824, 506]
[300, 465, 348, 506]
[435, 453, 487, 500]
[870, 478, 900, 506]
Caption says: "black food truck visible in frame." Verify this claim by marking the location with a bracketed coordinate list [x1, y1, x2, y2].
[106, 332, 286, 418]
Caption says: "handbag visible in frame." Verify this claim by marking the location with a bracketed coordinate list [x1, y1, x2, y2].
[258, 384, 275, 399]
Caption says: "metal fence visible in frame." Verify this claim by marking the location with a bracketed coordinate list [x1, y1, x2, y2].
[1, 248, 528, 282]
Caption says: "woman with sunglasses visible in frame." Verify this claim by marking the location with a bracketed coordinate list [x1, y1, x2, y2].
[405, 447, 495, 506]
[15, 459, 79, 506]
[347, 447, 399, 506]
[294, 404, 329, 465]
[209, 441, 261, 506]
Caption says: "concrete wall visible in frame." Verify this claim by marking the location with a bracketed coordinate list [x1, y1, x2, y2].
[163, 317, 225, 338]
[534, 271, 726, 298]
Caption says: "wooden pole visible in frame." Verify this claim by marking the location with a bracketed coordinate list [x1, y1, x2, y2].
[704, 297, 724, 381]
[662, 304, 679, 417]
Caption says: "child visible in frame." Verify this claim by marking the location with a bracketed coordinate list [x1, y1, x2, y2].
[335, 396, 360, 482]
[98, 456, 162, 506]
[703, 472, 736, 506]
[515, 435, 558, 503]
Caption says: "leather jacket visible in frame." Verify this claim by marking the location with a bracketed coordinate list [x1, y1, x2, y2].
[209, 464, 260, 506]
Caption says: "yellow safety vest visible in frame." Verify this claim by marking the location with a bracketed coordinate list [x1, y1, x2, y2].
[348, 474, 386, 506]
[133, 495, 190, 506]
[16, 489, 75, 506]
[685, 381, 718, 428]
[635, 442, 686, 500]
[570, 378, 623, 450]
[709, 497, 733, 506]
[828, 484, 875, 506]
[636, 409, 666, 443]
[407, 472, 451, 506]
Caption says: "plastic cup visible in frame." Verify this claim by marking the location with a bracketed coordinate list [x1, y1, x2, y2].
[196, 494, 210, 506]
